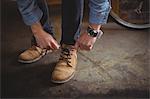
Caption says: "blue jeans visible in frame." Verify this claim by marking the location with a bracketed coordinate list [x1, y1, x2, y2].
[17, 0, 111, 45]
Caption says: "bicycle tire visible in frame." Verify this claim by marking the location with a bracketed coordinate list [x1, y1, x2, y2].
[110, 11, 150, 29]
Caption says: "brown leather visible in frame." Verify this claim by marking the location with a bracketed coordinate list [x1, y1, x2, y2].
[18, 45, 46, 61]
[51, 44, 77, 82]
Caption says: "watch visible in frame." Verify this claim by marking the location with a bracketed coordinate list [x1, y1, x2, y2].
[87, 26, 103, 38]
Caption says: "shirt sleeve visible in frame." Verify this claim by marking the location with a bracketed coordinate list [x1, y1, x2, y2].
[89, 0, 111, 24]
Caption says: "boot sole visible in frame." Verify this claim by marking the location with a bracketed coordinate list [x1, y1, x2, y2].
[18, 50, 52, 64]
[51, 72, 75, 84]
[18, 55, 43, 64]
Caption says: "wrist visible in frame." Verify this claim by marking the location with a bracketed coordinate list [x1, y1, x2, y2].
[31, 22, 44, 35]
[87, 25, 103, 38]
[89, 23, 101, 31]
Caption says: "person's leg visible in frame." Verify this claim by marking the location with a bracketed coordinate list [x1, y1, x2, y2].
[60, 0, 84, 45]
[51, 0, 84, 83]
[17, 0, 54, 45]
[37, 0, 54, 35]
[75, 0, 111, 51]
[17, 0, 55, 63]
[31, 0, 55, 45]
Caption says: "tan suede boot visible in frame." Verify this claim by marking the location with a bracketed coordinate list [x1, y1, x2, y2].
[18, 45, 51, 63]
[51, 44, 77, 83]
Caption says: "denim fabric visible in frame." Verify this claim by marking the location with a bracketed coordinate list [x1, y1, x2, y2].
[61, 0, 84, 45]
[17, 0, 111, 45]
[17, 0, 54, 45]
[17, 0, 54, 33]
[17, 0, 43, 26]
[89, 0, 111, 24]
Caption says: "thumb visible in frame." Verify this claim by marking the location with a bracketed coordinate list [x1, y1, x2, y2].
[51, 40, 60, 49]
[75, 41, 79, 50]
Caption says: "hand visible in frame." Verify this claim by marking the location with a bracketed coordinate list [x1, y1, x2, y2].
[75, 24, 102, 51]
[31, 22, 60, 50]
[75, 32, 97, 51]
[34, 30, 60, 50]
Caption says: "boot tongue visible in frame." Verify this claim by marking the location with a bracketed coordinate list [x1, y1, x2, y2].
[62, 44, 75, 49]
[60, 44, 77, 67]
[62, 48, 70, 53]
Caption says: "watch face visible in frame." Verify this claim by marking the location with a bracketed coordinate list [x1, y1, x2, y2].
[87, 27, 98, 37]
[93, 30, 97, 34]
[93, 31, 98, 37]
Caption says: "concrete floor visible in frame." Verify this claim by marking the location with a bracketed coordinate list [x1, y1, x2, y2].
[1, 1, 150, 99]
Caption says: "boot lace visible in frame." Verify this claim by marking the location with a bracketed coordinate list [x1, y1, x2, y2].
[59, 48, 73, 64]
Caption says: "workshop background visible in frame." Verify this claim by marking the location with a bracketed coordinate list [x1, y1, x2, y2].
[1, 0, 150, 98]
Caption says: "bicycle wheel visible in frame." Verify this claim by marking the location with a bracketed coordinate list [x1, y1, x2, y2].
[110, 0, 150, 29]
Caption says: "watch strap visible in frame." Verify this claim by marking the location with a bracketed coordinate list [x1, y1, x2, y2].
[87, 26, 103, 38]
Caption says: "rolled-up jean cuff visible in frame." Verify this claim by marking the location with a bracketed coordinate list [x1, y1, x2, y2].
[89, 2, 111, 25]
[22, 7, 43, 26]
[89, 12, 110, 24]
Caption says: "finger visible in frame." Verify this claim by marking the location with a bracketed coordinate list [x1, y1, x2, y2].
[55, 40, 60, 49]
[75, 42, 79, 50]
[82, 44, 90, 51]
[86, 43, 92, 50]
[49, 36, 60, 49]
[78, 44, 83, 50]
[78, 43, 86, 50]
[87, 44, 92, 48]
[77, 40, 88, 51]
[82, 43, 92, 51]
[76, 39, 86, 50]
[48, 43, 54, 50]
[51, 40, 60, 50]
[89, 45, 93, 50]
